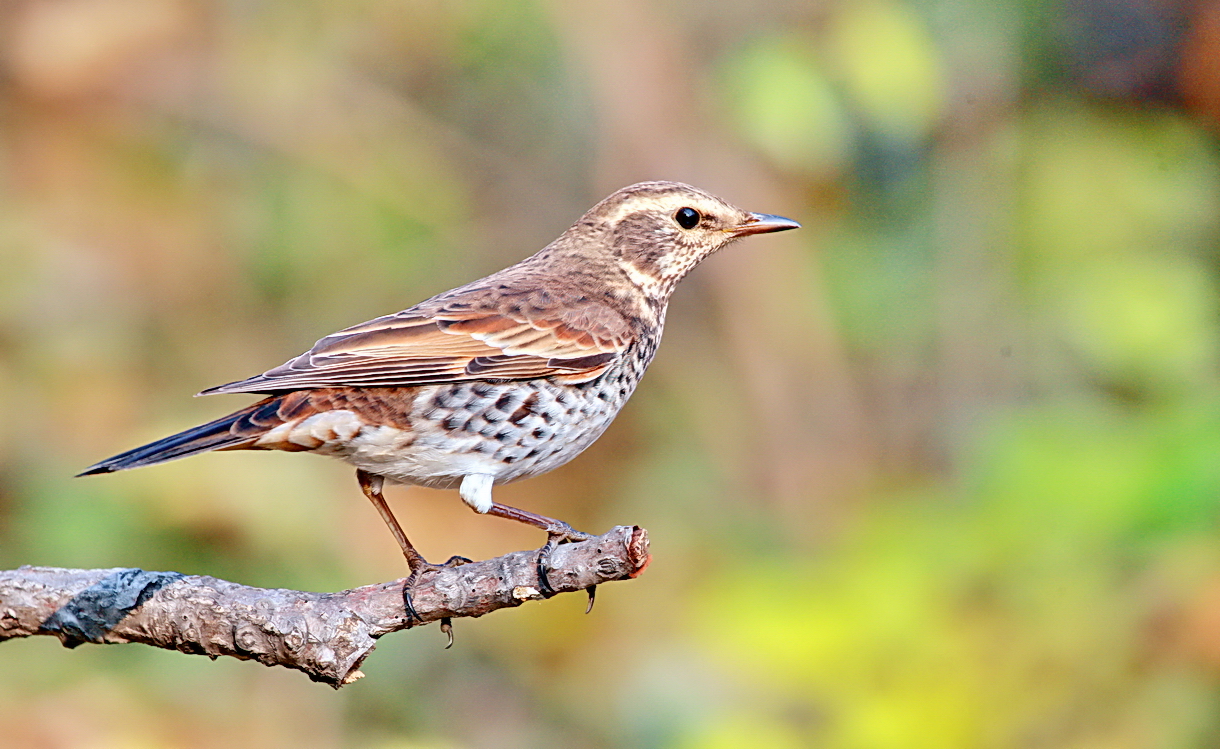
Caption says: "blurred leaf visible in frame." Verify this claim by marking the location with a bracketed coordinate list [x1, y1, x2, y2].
[1021, 102, 1220, 265]
[1058, 255, 1218, 394]
[676, 713, 806, 749]
[719, 35, 854, 176]
[826, 0, 945, 142]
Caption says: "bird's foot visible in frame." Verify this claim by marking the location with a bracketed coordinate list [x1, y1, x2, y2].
[402, 554, 474, 633]
[481, 503, 598, 609]
[534, 523, 595, 604]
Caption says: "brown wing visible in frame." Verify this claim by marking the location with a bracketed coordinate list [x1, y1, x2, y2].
[200, 290, 633, 395]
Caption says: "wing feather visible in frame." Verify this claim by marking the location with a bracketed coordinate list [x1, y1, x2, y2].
[200, 290, 634, 395]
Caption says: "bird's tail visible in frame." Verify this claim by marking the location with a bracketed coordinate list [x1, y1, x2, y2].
[77, 396, 286, 476]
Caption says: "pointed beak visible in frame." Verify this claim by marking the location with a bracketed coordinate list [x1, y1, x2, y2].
[730, 212, 802, 237]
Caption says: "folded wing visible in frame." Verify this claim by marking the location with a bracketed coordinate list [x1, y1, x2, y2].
[201, 290, 632, 395]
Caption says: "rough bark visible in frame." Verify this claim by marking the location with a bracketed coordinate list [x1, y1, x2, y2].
[0, 525, 650, 688]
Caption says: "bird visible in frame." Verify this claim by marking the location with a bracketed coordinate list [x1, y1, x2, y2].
[79, 181, 800, 622]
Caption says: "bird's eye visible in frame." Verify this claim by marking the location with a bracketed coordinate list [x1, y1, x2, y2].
[674, 207, 700, 230]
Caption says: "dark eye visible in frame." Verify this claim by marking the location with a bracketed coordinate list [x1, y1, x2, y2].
[674, 207, 700, 230]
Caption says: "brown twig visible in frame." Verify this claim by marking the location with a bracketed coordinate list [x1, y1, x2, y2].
[0, 525, 650, 688]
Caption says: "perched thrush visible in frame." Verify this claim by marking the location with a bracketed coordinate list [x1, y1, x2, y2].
[81, 181, 799, 618]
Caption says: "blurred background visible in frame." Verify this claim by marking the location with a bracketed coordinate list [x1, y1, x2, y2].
[4, 0, 1220, 746]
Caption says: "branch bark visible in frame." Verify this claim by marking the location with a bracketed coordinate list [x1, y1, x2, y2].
[0, 525, 650, 688]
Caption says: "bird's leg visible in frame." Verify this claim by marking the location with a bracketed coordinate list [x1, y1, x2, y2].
[357, 470, 426, 571]
[483, 502, 593, 542]
[357, 470, 471, 628]
[484, 502, 595, 602]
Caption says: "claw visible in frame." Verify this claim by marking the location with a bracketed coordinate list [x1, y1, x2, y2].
[536, 536, 558, 598]
[401, 574, 424, 624]
[585, 585, 597, 614]
[402, 595, 422, 624]
[440, 617, 455, 649]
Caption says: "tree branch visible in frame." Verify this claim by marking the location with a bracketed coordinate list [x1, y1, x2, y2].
[0, 525, 650, 688]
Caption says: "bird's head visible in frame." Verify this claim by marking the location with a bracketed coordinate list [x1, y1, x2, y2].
[571, 181, 800, 298]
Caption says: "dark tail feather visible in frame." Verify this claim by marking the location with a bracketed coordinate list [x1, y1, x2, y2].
[77, 397, 284, 476]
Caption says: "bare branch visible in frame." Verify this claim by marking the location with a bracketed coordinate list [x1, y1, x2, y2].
[0, 525, 650, 688]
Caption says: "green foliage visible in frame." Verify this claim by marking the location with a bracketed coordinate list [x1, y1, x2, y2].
[689, 401, 1220, 747]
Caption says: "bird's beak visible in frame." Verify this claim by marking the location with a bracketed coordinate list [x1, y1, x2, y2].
[729, 212, 802, 237]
